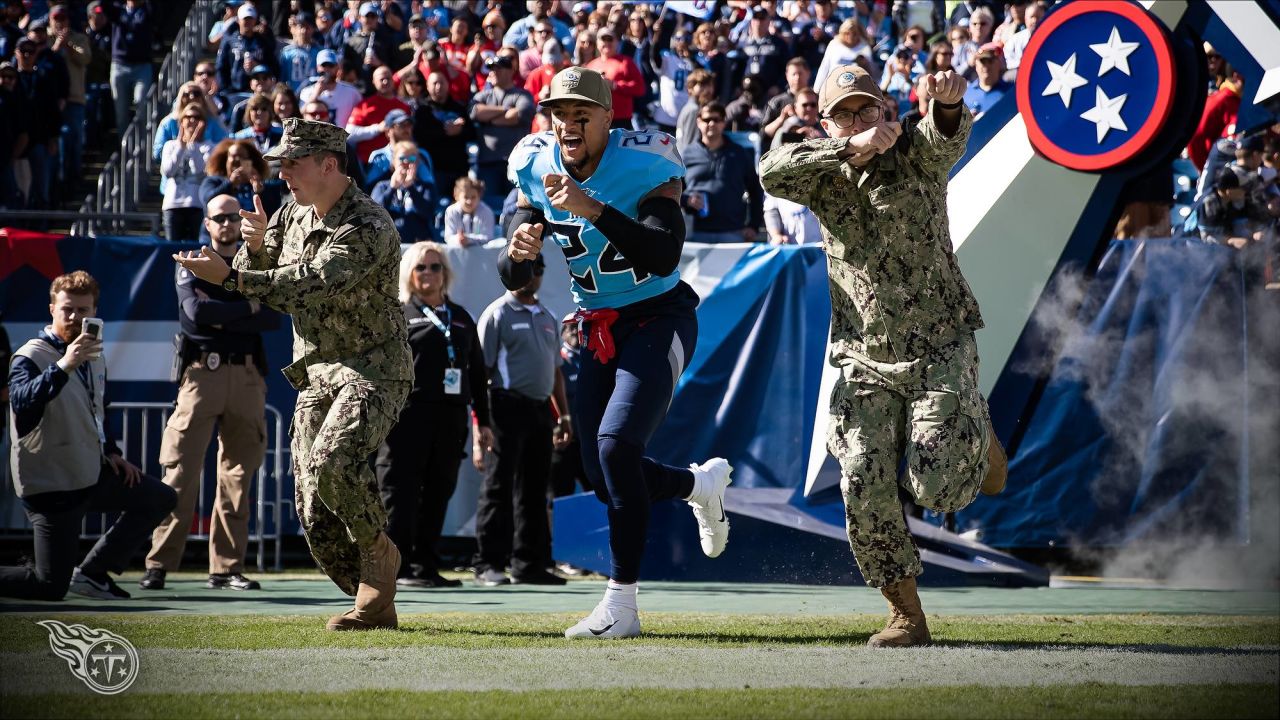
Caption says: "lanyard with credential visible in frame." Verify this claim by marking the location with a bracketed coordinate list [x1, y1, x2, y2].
[419, 303, 455, 368]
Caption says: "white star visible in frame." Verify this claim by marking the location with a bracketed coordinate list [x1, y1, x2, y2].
[1080, 86, 1129, 143]
[1090, 26, 1140, 77]
[1041, 53, 1088, 107]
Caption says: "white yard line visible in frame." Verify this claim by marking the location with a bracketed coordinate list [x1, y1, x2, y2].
[3, 645, 1276, 695]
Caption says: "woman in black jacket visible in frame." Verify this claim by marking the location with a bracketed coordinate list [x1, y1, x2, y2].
[376, 241, 494, 588]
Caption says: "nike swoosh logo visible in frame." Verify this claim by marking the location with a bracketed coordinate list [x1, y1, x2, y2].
[718, 497, 726, 523]
[589, 623, 616, 636]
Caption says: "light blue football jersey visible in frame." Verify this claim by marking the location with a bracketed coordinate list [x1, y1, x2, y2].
[509, 129, 686, 309]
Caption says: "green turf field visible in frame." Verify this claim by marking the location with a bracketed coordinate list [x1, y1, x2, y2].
[1, 574, 1277, 719]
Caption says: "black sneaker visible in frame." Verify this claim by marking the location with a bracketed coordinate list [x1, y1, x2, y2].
[139, 568, 167, 590]
[207, 573, 261, 590]
[511, 569, 568, 586]
[69, 568, 131, 599]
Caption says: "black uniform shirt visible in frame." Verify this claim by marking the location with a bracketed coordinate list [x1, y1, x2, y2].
[402, 298, 491, 427]
[176, 247, 282, 361]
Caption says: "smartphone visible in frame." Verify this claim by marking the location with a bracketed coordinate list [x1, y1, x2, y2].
[82, 318, 104, 359]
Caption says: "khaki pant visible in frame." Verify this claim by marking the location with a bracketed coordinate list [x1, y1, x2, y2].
[146, 359, 267, 574]
[827, 334, 991, 588]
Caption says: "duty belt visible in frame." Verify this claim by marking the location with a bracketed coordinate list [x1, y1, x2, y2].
[199, 351, 252, 370]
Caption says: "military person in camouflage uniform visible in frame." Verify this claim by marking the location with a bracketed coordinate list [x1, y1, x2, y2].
[761, 65, 1007, 648]
[174, 118, 413, 631]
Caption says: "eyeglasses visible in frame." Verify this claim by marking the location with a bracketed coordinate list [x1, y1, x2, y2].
[209, 213, 241, 225]
[195, 70, 214, 77]
[698, 116, 724, 123]
[977, 56, 997, 64]
[907, 34, 922, 41]
[415, 262, 444, 272]
[181, 115, 202, 121]
[16, 47, 34, 54]
[535, 28, 551, 34]
[183, 90, 204, 97]
[799, 102, 816, 108]
[825, 104, 882, 128]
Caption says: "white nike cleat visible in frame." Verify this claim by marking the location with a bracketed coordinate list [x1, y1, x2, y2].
[688, 458, 732, 558]
[564, 602, 641, 639]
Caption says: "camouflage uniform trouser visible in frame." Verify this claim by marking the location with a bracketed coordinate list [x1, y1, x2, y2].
[292, 378, 409, 596]
[827, 333, 991, 588]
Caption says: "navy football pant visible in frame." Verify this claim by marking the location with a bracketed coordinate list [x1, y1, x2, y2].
[575, 286, 699, 584]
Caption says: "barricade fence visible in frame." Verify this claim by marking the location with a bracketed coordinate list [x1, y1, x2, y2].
[77, 402, 291, 572]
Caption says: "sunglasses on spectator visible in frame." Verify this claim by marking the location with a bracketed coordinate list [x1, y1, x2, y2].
[17, 47, 34, 54]
[698, 116, 725, 123]
[415, 263, 444, 272]
[397, 155, 417, 164]
[825, 104, 883, 128]
[907, 34, 922, 41]
[977, 56, 997, 64]
[181, 114, 202, 121]
[195, 69, 214, 77]
[799, 102, 817, 108]
[209, 213, 241, 225]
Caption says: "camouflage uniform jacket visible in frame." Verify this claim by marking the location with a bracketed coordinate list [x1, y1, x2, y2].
[760, 106, 983, 365]
[233, 180, 412, 391]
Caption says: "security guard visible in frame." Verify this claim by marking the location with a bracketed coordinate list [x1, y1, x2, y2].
[142, 194, 281, 592]
[174, 118, 413, 632]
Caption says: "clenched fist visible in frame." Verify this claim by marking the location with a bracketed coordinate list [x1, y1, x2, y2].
[926, 70, 967, 106]
[509, 221, 544, 262]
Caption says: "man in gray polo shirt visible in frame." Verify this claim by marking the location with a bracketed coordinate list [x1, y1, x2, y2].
[473, 252, 572, 586]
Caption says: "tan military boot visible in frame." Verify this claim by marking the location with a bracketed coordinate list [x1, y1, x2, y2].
[326, 532, 400, 631]
[981, 421, 1008, 496]
[867, 577, 931, 648]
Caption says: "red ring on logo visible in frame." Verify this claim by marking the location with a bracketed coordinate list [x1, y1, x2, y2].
[1016, 0, 1176, 171]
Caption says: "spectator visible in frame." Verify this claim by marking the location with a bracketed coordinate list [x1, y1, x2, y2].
[739, 7, 787, 95]
[376, 242, 492, 588]
[299, 48, 362, 125]
[760, 57, 812, 149]
[676, 67, 715, 152]
[474, 252, 570, 587]
[0, 271, 177, 601]
[682, 101, 764, 243]
[1200, 166, 1272, 248]
[420, 0, 450, 39]
[893, 0, 946, 39]
[1003, 0, 1045, 77]
[1187, 69, 1243, 171]
[193, 59, 231, 123]
[205, 1, 237, 50]
[572, 27, 597, 67]
[518, 18, 555, 77]
[0, 61, 29, 209]
[506, 0, 572, 53]
[232, 93, 283, 155]
[393, 14, 431, 71]
[648, 23, 695, 134]
[271, 83, 299, 121]
[102, 0, 152, 132]
[47, 5, 89, 182]
[881, 44, 918, 119]
[371, 139, 437, 241]
[0, 0, 21, 61]
[769, 87, 826, 151]
[725, 74, 767, 133]
[691, 21, 732, 103]
[443, 176, 496, 247]
[962, 42, 1011, 119]
[343, 1, 396, 86]
[301, 97, 332, 122]
[314, 5, 343, 52]
[1204, 42, 1229, 94]
[139, 193, 279, 592]
[85, 3, 111, 112]
[524, 38, 567, 102]
[198, 138, 282, 226]
[586, 26, 644, 129]
[993, 0, 1028, 46]
[464, 10, 504, 76]
[950, 23, 979, 81]
[414, 68, 473, 194]
[967, 5, 997, 45]
[415, 40, 471, 103]
[12, 36, 64, 209]
[161, 102, 217, 240]
[279, 10, 321, 92]
[926, 40, 955, 75]
[795, 0, 842, 75]
[229, 64, 279, 131]
[469, 53, 533, 206]
[153, 81, 228, 167]
[814, 18, 872, 89]
[364, 108, 434, 188]
[216, 3, 278, 94]
[344, 65, 411, 163]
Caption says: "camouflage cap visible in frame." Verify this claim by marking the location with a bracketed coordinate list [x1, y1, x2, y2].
[818, 64, 883, 116]
[541, 66, 612, 111]
[263, 118, 349, 160]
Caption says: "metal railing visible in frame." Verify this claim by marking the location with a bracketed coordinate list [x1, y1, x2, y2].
[0, 210, 161, 236]
[80, 402, 292, 572]
[80, 0, 221, 236]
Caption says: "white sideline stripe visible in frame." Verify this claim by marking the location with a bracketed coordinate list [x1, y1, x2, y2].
[3, 646, 1276, 695]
